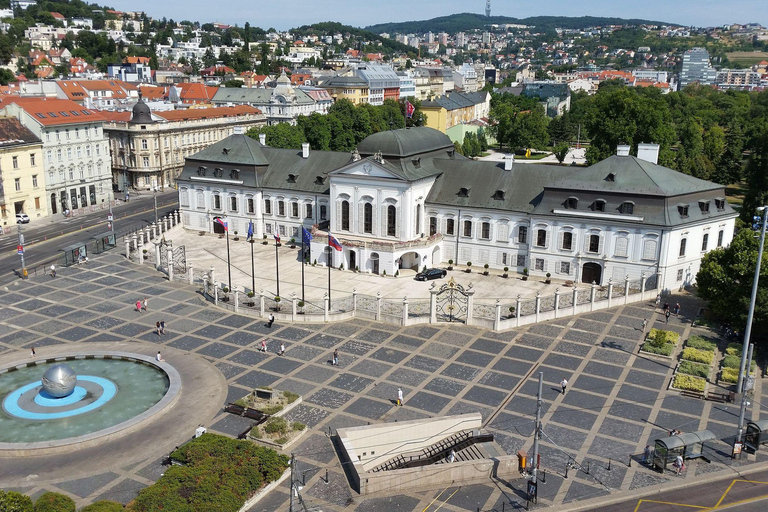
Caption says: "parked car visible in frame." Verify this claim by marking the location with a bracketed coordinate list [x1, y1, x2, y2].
[15, 213, 30, 224]
[415, 268, 447, 281]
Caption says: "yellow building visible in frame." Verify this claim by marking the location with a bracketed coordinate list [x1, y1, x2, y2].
[420, 91, 491, 133]
[318, 76, 370, 105]
[0, 117, 48, 226]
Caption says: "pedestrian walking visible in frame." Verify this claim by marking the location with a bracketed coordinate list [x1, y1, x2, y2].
[655, 294, 661, 308]
[50, 264, 56, 278]
[278, 342, 285, 356]
[156, 351, 163, 362]
[674, 302, 681, 317]
[560, 377, 568, 395]
[156, 321, 161, 335]
[665, 309, 671, 323]
[448, 449, 456, 463]
[260, 339, 267, 353]
[266, 313, 275, 328]
[31, 346, 36, 356]
[663, 302, 669, 312]
[143, 297, 148, 312]
[674, 454, 685, 475]
[160, 320, 166, 335]
[397, 387, 404, 406]
[643, 444, 652, 463]
[332, 349, 338, 366]
[136, 299, 142, 312]
[642, 318, 648, 332]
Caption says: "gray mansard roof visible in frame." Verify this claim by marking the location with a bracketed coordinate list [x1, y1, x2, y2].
[211, 87, 316, 105]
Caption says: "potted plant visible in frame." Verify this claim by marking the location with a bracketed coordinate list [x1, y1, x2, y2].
[508, 306, 516, 318]
[466, 261, 472, 273]
[522, 268, 529, 281]
[313, 259, 317, 266]
[355, 266, 359, 273]
[274, 295, 281, 311]
[483, 263, 490, 276]
[503, 266, 509, 278]
[233, 230, 239, 240]
[290, 238, 296, 248]
[448, 259, 454, 270]
[262, 234, 269, 245]
[395, 269, 399, 277]
[247, 291, 255, 298]
[339, 263, 344, 271]
[545, 272, 552, 284]
[142, 249, 149, 260]
[382, 270, 387, 276]
[297, 300, 305, 314]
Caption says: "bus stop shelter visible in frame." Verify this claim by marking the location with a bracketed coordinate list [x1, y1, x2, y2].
[91, 232, 116, 254]
[745, 420, 768, 453]
[59, 242, 88, 266]
[653, 430, 716, 473]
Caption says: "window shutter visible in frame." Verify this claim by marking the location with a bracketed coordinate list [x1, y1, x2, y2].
[372, 203, 377, 235]
[497, 252, 504, 265]
[584, 233, 591, 253]
[381, 205, 387, 235]
[358, 202, 364, 233]
[598, 235, 605, 255]
[498, 224, 509, 242]
[558, 231, 564, 251]
[336, 201, 342, 231]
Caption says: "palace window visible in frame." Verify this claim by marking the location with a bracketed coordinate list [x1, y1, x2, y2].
[387, 205, 396, 236]
[264, 199, 272, 215]
[536, 229, 547, 248]
[446, 218, 455, 235]
[278, 200, 285, 216]
[679, 238, 687, 257]
[429, 216, 437, 236]
[702, 233, 709, 251]
[518, 226, 528, 244]
[341, 200, 350, 230]
[717, 230, 724, 247]
[463, 220, 472, 237]
[588, 234, 600, 253]
[481, 222, 490, 240]
[561, 232, 573, 251]
[364, 203, 373, 233]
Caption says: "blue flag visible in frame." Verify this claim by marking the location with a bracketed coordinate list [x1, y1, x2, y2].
[246, 220, 254, 241]
[302, 227, 313, 245]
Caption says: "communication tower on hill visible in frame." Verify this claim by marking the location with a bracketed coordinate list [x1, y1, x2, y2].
[486, 0, 491, 17]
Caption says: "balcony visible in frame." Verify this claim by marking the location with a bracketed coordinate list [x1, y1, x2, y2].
[310, 228, 442, 251]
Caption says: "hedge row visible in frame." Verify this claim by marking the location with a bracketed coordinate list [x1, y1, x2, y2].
[640, 341, 674, 356]
[686, 335, 717, 352]
[682, 347, 715, 365]
[0, 490, 123, 512]
[721, 354, 757, 371]
[673, 374, 706, 392]
[648, 328, 680, 346]
[721, 367, 740, 383]
[678, 360, 710, 379]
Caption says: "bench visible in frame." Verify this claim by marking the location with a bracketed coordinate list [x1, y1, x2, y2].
[237, 425, 253, 440]
[680, 390, 705, 400]
[244, 408, 267, 422]
[224, 403, 246, 416]
[707, 391, 735, 403]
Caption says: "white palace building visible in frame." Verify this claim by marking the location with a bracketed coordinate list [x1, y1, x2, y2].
[177, 127, 736, 292]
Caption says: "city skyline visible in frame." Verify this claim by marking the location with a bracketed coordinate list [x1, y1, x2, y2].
[108, 0, 767, 32]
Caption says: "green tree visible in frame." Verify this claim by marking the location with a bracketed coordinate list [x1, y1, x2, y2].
[553, 141, 570, 164]
[79, 501, 124, 512]
[0, 490, 33, 512]
[741, 122, 768, 224]
[247, 124, 305, 149]
[221, 79, 243, 88]
[297, 113, 332, 151]
[33, 492, 75, 512]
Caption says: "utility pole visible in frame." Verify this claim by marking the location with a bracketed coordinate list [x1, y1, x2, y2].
[739, 206, 767, 393]
[529, 372, 543, 506]
[17, 224, 27, 279]
[736, 342, 755, 457]
[153, 185, 159, 225]
[108, 191, 114, 234]
[289, 452, 295, 512]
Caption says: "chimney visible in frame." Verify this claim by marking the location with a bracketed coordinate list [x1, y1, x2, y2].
[616, 144, 631, 157]
[637, 143, 660, 165]
[258, 133, 266, 145]
[233, 126, 244, 135]
[302, 142, 310, 159]
[504, 153, 514, 171]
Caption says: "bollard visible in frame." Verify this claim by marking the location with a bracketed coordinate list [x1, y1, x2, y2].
[542, 470, 546, 483]
[324, 468, 329, 484]
[628, 455, 632, 468]
[608, 458, 612, 471]
[565, 463, 569, 479]
[586, 462, 590, 474]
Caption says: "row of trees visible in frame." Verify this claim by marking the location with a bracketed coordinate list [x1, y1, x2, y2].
[246, 98, 426, 152]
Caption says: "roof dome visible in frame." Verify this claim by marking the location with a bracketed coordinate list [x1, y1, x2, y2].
[130, 93, 154, 124]
[357, 127, 453, 158]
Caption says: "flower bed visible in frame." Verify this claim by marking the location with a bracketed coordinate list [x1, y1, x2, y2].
[678, 360, 711, 379]
[250, 416, 306, 449]
[721, 354, 757, 371]
[681, 347, 715, 365]
[648, 328, 680, 345]
[234, 388, 300, 416]
[720, 367, 739, 383]
[686, 335, 717, 352]
[639, 328, 680, 357]
[673, 374, 706, 393]
[725, 342, 742, 356]
[640, 341, 674, 356]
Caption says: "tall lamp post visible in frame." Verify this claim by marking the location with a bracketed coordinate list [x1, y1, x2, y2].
[153, 185, 159, 225]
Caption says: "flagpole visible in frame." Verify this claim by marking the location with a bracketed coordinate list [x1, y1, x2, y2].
[404, 99, 407, 127]
[275, 235, 280, 297]
[249, 222, 255, 294]
[301, 235, 305, 302]
[327, 234, 331, 302]
[225, 223, 232, 291]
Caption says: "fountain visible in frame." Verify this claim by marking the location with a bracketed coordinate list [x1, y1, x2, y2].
[41, 364, 77, 398]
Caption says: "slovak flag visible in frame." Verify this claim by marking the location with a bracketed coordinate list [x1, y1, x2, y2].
[405, 100, 415, 119]
[214, 217, 228, 231]
[274, 231, 281, 243]
[328, 234, 343, 251]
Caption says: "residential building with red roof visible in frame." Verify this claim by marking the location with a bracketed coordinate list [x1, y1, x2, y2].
[172, 83, 219, 105]
[102, 98, 265, 191]
[0, 97, 112, 217]
[55, 80, 137, 109]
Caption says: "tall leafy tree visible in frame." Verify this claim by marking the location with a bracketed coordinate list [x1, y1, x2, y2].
[247, 124, 304, 149]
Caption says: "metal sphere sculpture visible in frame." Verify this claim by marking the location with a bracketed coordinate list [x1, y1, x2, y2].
[41, 363, 77, 398]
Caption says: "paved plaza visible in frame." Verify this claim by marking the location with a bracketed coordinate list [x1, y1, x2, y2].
[0, 252, 765, 511]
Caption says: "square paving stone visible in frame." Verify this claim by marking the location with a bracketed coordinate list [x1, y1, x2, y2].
[305, 332, 344, 348]
[587, 435, 636, 460]
[306, 388, 354, 409]
[216, 314, 254, 328]
[192, 325, 232, 339]
[708, 404, 740, 424]
[404, 355, 444, 373]
[349, 359, 392, 378]
[31, 319, 70, 335]
[609, 325, 643, 340]
[329, 373, 374, 393]
[536, 443, 578, 475]
[489, 410, 533, 434]
[481, 330, 519, 342]
[228, 349, 269, 366]
[211, 413, 255, 437]
[236, 370, 281, 389]
[407, 391, 451, 414]
[23, 337, 64, 349]
[441, 362, 481, 381]
[616, 384, 659, 405]
[455, 350, 495, 367]
[168, 335, 209, 351]
[4, 330, 38, 346]
[421, 342, 459, 359]
[583, 361, 625, 380]
[492, 358, 535, 376]
[388, 335, 424, 350]
[215, 362, 247, 379]
[563, 329, 600, 345]
[294, 364, 337, 384]
[504, 345, 544, 362]
[600, 337, 637, 353]
[6, 313, 48, 327]
[355, 495, 422, 512]
[494, 431, 528, 456]
[573, 375, 616, 396]
[55, 472, 120, 498]
[624, 369, 668, 389]
[339, 339, 376, 355]
[15, 298, 54, 310]
[563, 480, 610, 504]
[191, 308, 229, 322]
[550, 407, 599, 431]
[608, 400, 653, 423]
[562, 390, 607, 413]
[543, 353, 582, 370]
[599, 417, 647, 443]
[573, 318, 607, 333]
[93, 275, 125, 286]
[445, 483, 495, 511]
[284, 404, 332, 428]
[576, 456, 628, 490]
[295, 433, 338, 464]
[633, 356, 673, 374]
[402, 325, 439, 339]
[85, 316, 125, 330]
[221, 331, 262, 346]
[584, 311, 616, 323]
[528, 323, 565, 338]
[505, 394, 550, 416]
[386, 368, 429, 387]
[370, 346, 409, 364]
[592, 348, 631, 365]
[424, 377, 467, 397]
[54, 326, 99, 341]
[463, 385, 507, 407]
[92, 478, 144, 505]
[344, 397, 392, 420]
[655, 410, 702, 433]
[470, 337, 507, 354]
[543, 423, 589, 451]
[161, 318, 206, 333]
[260, 357, 303, 375]
[274, 326, 313, 341]
[555, 341, 592, 357]
[436, 330, 474, 347]
[517, 333, 554, 350]
[69, 282, 103, 294]
[478, 371, 519, 391]
[222, 385, 246, 407]
[197, 341, 239, 358]
[284, 345, 324, 363]
[356, 329, 393, 343]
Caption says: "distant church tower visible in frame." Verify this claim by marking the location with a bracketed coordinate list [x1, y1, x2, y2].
[485, 0, 491, 17]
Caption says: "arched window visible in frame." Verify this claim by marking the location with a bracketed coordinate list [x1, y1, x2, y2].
[364, 203, 372, 233]
[588, 234, 600, 253]
[387, 205, 396, 236]
[341, 200, 350, 231]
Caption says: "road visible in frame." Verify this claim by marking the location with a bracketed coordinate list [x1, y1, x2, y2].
[588, 466, 768, 512]
[0, 191, 179, 283]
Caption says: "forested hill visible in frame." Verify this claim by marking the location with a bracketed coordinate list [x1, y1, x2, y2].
[290, 22, 417, 53]
[365, 13, 675, 34]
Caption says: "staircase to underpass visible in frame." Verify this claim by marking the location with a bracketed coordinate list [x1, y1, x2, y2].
[370, 430, 494, 472]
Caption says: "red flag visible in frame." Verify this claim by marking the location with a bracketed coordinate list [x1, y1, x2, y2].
[405, 100, 415, 118]
[214, 217, 228, 231]
[328, 234, 343, 251]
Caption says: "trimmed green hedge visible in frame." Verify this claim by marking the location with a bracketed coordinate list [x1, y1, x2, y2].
[725, 342, 742, 356]
[130, 434, 289, 512]
[673, 374, 706, 392]
[0, 490, 33, 512]
[686, 335, 717, 352]
[682, 347, 714, 365]
[721, 354, 757, 371]
[33, 493, 75, 512]
[648, 328, 680, 346]
[640, 341, 674, 356]
[80, 502, 124, 512]
[721, 367, 740, 383]
[678, 360, 710, 378]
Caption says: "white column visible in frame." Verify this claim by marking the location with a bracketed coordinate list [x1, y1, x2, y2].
[234, 290, 239, 313]
[429, 286, 438, 324]
[259, 289, 265, 314]
[607, 278, 613, 307]
[154, 241, 162, 270]
[515, 295, 522, 328]
[209, 265, 215, 285]
[125, 238, 131, 260]
[291, 293, 297, 322]
[554, 288, 560, 319]
[624, 275, 630, 304]
[640, 273, 647, 301]
[572, 287, 578, 316]
[402, 296, 409, 325]
[535, 292, 541, 323]
[376, 292, 382, 321]
[167, 246, 174, 281]
[466, 288, 475, 326]
[590, 282, 597, 311]
[188, 263, 194, 285]
[494, 299, 501, 330]
[323, 292, 329, 322]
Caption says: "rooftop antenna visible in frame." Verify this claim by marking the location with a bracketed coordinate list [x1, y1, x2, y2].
[486, 0, 491, 17]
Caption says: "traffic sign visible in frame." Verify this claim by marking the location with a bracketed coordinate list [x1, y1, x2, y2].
[108, 213, 113, 222]
[17, 245, 24, 255]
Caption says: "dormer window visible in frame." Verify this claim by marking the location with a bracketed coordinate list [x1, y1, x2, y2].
[197, 166, 207, 176]
[565, 197, 578, 209]
[412, 157, 421, 168]
[621, 201, 634, 214]
[314, 175, 325, 185]
[213, 167, 223, 178]
[715, 198, 725, 211]
[493, 190, 505, 200]
[678, 204, 690, 218]
[593, 200, 606, 212]
[699, 200, 710, 214]
[222, 147, 230, 155]
[605, 173, 616, 182]
[458, 187, 469, 197]
[287, 173, 298, 183]
[230, 169, 240, 180]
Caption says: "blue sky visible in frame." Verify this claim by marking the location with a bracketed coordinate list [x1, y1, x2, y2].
[110, 0, 766, 31]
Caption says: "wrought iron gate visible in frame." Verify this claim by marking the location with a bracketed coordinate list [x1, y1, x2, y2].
[159, 240, 187, 274]
[435, 277, 469, 323]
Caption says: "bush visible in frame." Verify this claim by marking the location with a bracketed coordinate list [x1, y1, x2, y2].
[648, 328, 680, 346]
[247, 291, 255, 298]
[725, 343, 742, 356]
[0, 490, 33, 512]
[721, 354, 757, 371]
[681, 347, 714, 365]
[686, 335, 717, 352]
[258, 404, 284, 415]
[292, 421, 305, 431]
[264, 417, 288, 436]
[283, 391, 299, 404]
[80, 501, 124, 512]
[640, 341, 674, 356]
[673, 374, 706, 392]
[275, 437, 289, 445]
[34, 492, 75, 512]
[721, 367, 740, 383]
[678, 360, 710, 378]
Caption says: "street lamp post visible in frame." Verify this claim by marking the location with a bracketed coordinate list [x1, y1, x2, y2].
[153, 185, 159, 225]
